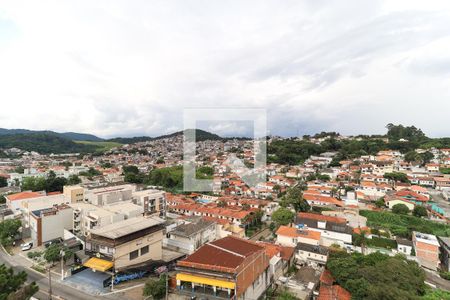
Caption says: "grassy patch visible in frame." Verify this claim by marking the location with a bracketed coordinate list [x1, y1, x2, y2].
[74, 140, 122, 151]
[360, 210, 450, 238]
[31, 264, 46, 273]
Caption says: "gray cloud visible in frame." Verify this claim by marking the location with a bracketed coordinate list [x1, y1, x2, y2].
[1, 1, 450, 138]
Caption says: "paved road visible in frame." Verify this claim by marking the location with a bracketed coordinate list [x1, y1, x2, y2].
[250, 228, 272, 241]
[0, 248, 119, 300]
[425, 269, 450, 291]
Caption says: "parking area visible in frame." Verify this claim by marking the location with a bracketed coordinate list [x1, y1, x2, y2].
[64, 268, 111, 295]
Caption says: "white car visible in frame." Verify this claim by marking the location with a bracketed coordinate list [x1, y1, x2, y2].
[21, 242, 33, 251]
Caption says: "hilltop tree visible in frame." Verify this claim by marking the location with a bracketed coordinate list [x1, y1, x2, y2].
[392, 203, 410, 215]
[413, 206, 428, 218]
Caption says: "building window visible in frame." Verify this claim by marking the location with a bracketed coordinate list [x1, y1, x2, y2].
[129, 250, 139, 260]
[141, 245, 149, 255]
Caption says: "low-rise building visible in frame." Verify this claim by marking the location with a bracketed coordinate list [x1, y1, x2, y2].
[295, 213, 352, 247]
[412, 231, 440, 271]
[63, 185, 84, 203]
[132, 189, 166, 217]
[29, 204, 73, 246]
[276, 225, 321, 247]
[85, 216, 165, 271]
[176, 236, 270, 300]
[164, 218, 216, 254]
[296, 242, 329, 267]
[396, 237, 413, 256]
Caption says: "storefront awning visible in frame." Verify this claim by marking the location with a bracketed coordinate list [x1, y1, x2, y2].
[83, 257, 114, 272]
[176, 273, 235, 289]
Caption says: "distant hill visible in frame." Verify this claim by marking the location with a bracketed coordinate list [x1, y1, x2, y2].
[107, 129, 224, 144]
[107, 136, 154, 144]
[0, 127, 247, 154]
[60, 132, 103, 142]
[0, 133, 97, 154]
[154, 129, 222, 141]
[0, 128, 103, 142]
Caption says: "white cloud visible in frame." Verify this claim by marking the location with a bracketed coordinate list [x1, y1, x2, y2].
[0, 0, 450, 137]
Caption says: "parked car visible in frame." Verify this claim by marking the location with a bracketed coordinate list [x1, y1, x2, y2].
[21, 242, 33, 251]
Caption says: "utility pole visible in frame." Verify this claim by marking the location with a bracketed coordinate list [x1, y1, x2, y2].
[111, 270, 115, 291]
[48, 267, 52, 300]
[60, 249, 65, 281]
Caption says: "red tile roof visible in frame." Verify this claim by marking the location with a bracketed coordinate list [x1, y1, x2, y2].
[318, 285, 351, 300]
[177, 236, 266, 273]
[320, 269, 335, 286]
[6, 191, 44, 201]
[276, 226, 321, 240]
[297, 212, 346, 224]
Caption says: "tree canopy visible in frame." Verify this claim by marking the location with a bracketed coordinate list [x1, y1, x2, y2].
[327, 251, 426, 300]
[271, 207, 295, 226]
[143, 274, 167, 300]
[0, 264, 38, 300]
[392, 203, 410, 215]
[0, 219, 21, 246]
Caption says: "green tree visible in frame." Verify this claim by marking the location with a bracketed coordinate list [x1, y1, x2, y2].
[122, 165, 140, 174]
[0, 177, 7, 188]
[67, 175, 81, 185]
[44, 244, 73, 265]
[143, 274, 167, 300]
[327, 251, 426, 300]
[0, 264, 38, 300]
[404, 151, 419, 163]
[276, 289, 297, 300]
[0, 219, 21, 246]
[392, 203, 410, 215]
[271, 207, 295, 226]
[374, 198, 385, 208]
[384, 172, 410, 183]
[280, 185, 310, 212]
[21, 176, 46, 192]
[413, 206, 428, 218]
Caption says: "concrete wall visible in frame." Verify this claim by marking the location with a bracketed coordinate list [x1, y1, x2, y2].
[114, 229, 164, 270]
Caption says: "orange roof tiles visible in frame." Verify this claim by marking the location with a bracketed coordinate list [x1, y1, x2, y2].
[276, 226, 321, 240]
[6, 191, 44, 201]
[318, 285, 351, 300]
[298, 212, 346, 224]
[320, 270, 334, 286]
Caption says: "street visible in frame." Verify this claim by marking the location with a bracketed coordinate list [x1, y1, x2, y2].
[0, 247, 119, 300]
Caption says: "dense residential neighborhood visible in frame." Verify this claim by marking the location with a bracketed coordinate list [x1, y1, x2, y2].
[0, 124, 450, 299]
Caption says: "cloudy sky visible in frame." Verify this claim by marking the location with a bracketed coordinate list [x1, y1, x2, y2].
[1, 1, 450, 138]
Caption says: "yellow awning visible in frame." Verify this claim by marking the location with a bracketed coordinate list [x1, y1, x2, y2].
[83, 257, 114, 272]
[176, 273, 235, 289]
